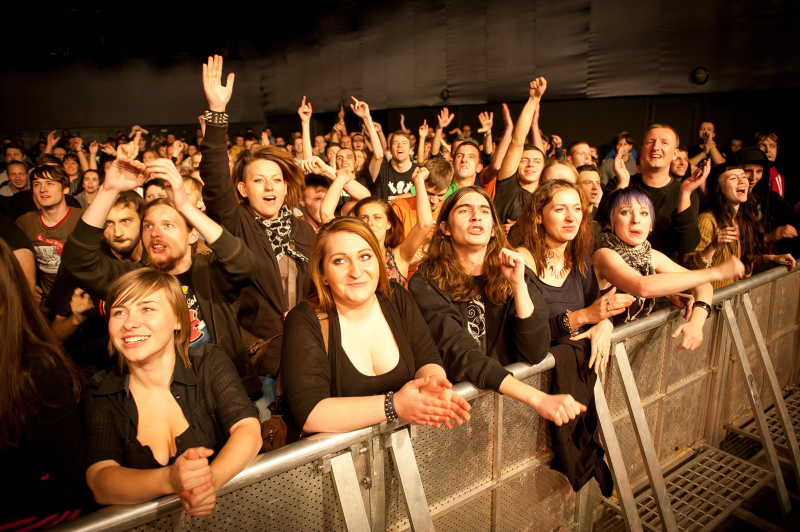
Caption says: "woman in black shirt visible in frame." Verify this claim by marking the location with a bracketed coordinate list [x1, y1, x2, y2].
[281, 217, 470, 434]
[510, 180, 635, 374]
[86, 268, 261, 516]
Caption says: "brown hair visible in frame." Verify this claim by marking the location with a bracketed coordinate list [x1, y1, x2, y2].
[424, 158, 454, 191]
[232, 146, 305, 210]
[105, 268, 192, 370]
[417, 186, 512, 306]
[307, 217, 392, 312]
[30, 164, 70, 189]
[508, 179, 593, 278]
[754, 132, 779, 148]
[352, 197, 402, 249]
[144, 197, 195, 232]
[114, 190, 146, 222]
[0, 239, 81, 449]
[541, 159, 579, 183]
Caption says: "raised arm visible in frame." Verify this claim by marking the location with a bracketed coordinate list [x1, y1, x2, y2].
[478, 112, 494, 155]
[531, 104, 544, 152]
[298, 96, 313, 162]
[417, 121, 429, 164]
[482, 104, 513, 185]
[88, 141, 99, 170]
[351, 97, 384, 181]
[396, 167, 434, 268]
[498, 78, 546, 181]
[199, 54, 241, 230]
[431, 108, 455, 157]
[319, 169, 354, 224]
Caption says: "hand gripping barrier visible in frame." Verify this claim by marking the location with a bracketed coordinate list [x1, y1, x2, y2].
[52, 267, 800, 532]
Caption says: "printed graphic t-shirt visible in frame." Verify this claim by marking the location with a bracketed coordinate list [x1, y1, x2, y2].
[175, 265, 211, 347]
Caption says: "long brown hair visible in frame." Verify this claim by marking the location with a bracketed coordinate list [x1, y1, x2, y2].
[352, 197, 402, 248]
[0, 239, 81, 449]
[417, 186, 512, 306]
[233, 146, 305, 210]
[307, 217, 392, 312]
[105, 268, 192, 370]
[509, 179, 593, 278]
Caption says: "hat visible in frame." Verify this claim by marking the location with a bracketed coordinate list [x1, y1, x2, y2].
[736, 146, 773, 170]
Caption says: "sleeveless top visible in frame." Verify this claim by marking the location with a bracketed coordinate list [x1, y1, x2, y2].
[385, 247, 408, 287]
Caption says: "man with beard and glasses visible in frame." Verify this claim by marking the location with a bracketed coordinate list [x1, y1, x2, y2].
[61, 158, 262, 397]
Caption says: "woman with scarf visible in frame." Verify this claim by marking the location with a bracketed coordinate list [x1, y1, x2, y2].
[199, 55, 315, 386]
[592, 188, 744, 350]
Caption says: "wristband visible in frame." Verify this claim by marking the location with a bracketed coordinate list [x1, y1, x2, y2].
[562, 310, 578, 338]
[384, 391, 398, 421]
[204, 110, 229, 126]
[692, 301, 712, 315]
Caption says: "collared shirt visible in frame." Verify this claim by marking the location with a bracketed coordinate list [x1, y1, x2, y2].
[87, 344, 258, 468]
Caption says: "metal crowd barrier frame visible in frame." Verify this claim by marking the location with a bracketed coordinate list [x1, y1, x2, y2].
[52, 267, 800, 532]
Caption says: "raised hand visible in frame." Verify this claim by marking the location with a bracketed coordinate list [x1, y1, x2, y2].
[411, 166, 430, 188]
[614, 149, 630, 188]
[197, 114, 206, 137]
[502, 103, 513, 131]
[69, 288, 93, 325]
[372, 121, 383, 134]
[550, 135, 563, 148]
[499, 248, 527, 286]
[302, 156, 335, 178]
[337, 105, 345, 122]
[714, 226, 739, 247]
[350, 96, 371, 120]
[261, 131, 270, 146]
[46, 130, 58, 149]
[70, 137, 83, 152]
[399, 113, 408, 133]
[437, 107, 455, 129]
[103, 159, 147, 192]
[419, 120, 429, 140]
[202, 54, 235, 112]
[477, 112, 494, 134]
[529, 77, 547, 99]
[680, 159, 711, 195]
[298, 96, 312, 124]
[100, 142, 117, 157]
[146, 159, 191, 211]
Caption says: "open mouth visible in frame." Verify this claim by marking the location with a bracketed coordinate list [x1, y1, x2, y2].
[124, 335, 150, 345]
[468, 226, 485, 235]
[263, 195, 277, 205]
[151, 243, 167, 253]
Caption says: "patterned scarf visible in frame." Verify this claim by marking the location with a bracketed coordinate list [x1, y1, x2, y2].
[600, 232, 655, 321]
[255, 205, 309, 263]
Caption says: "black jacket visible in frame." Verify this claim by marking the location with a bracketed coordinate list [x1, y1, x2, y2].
[408, 268, 550, 392]
[61, 219, 262, 395]
[200, 124, 316, 376]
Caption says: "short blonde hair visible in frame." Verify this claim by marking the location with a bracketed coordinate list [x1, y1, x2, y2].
[106, 268, 191, 369]
[307, 217, 392, 312]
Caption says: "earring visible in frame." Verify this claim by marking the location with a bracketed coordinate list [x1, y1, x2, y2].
[322, 279, 329, 285]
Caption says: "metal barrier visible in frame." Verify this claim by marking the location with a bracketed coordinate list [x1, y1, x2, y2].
[53, 267, 800, 532]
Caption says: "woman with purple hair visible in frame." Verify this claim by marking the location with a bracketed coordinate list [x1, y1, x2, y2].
[592, 187, 744, 350]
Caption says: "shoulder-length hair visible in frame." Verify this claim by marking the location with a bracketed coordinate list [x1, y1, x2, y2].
[416, 186, 512, 306]
[706, 163, 766, 274]
[352, 196, 402, 248]
[509, 179, 593, 278]
[232, 146, 305, 210]
[307, 217, 392, 312]
[0, 239, 81, 449]
[105, 268, 191, 370]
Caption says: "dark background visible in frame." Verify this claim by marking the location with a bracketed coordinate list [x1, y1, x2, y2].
[2, 1, 798, 156]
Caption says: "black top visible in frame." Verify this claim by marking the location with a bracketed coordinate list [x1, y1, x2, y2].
[280, 282, 443, 431]
[86, 344, 258, 469]
[3, 190, 82, 221]
[0, 354, 93, 521]
[372, 160, 419, 201]
[531, 260, 600, 342]
[493, 175, 530, 224]
[0, 214, 34, 252]
[409, 268, 550, 392]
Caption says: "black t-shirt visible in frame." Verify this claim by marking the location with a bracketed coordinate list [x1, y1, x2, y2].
[373, 160, 418, 201]
[493, 175, 531, 224]
[0, 214, 34, 253]
[175, 265, 211, 347]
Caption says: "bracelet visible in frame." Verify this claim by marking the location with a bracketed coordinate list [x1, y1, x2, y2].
[204, 109, 229, 125]
[562, 310, 578, 338]
[384, 391, 398, 421]
[692, 301, 712, 315]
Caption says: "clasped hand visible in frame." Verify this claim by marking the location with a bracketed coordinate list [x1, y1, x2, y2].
[393, 375, 471, 429]
[170, 447, 216, 516]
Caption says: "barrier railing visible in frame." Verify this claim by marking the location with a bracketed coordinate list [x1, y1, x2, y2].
[53, 266, 800, 532]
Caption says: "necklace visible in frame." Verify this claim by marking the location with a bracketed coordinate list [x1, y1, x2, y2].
[545, 254, 569, 280]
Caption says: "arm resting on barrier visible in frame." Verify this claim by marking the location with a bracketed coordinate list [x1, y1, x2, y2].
[498, 375, 585, 426]
[86, 460, 177, 506]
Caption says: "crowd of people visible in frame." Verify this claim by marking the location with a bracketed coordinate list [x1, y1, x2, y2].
[1, 54, 797, 529]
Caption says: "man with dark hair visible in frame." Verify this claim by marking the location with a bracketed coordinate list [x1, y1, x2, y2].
[670, 146, 691, 181]
[61, 158, 262, 396]
[688, 121, 725, 167]
[15, 166, 84, 308]
[491, 78, 547, 231]
[452, 141, 484, 188]
[577, 164, 602, 214]
[566, 140, 593, 168]
[0, 144, 25, 176]
[301, 175, 330, 232]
